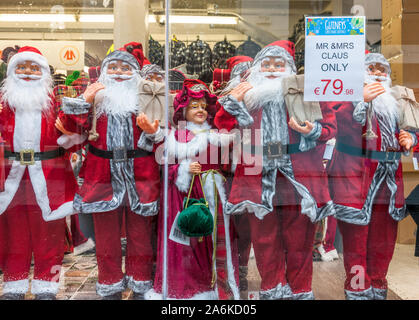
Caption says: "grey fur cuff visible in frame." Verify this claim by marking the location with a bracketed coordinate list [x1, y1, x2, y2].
[137, 127, 164, 152]
[220, 95, 254, 127]
[302, 121, 322, 140]
[62, 95, 91, 115]
[299, 122, 322, 152]
[352, 101, 369, 125]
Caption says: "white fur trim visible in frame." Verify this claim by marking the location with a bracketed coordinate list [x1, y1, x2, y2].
[73, 238, 95, 256]
[28, 162, 75, 221]
[96, 277, 126, 297]
[0, 161, 26, 215]
[201, 171, 240, 300]
[175, 159, 192, 193]
[223, 213, 240, 300]
[31, 279, 60, 295]
[57, 133, 87, 149]
[7, 51, 50, 77]
[126, 276, 152, 294]
[3, 279, 29, 294]
[43, 201, 75, 222]
[166, 122, 236, 161]
[144, 288, 218, 300]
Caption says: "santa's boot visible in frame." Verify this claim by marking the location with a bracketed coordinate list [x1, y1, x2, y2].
[372, 288, 387, 300]
[102, 292, 122, 300]
[132, 292, 145, 300]
[0, 293, 25, 300]
[239, 265, 248, 300]
[35, 293, 57, 300]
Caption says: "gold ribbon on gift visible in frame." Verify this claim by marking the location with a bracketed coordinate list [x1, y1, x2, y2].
[138, 79, 175, 127]
[282, 74, 323, 125]
[391, 85, 419, 131]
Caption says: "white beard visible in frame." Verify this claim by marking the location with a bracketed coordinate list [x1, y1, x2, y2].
[96, 71, 140, 117]
[0, 72, 52, 114]
[243, 63, 292, 112]
[365, 73, 399, 124]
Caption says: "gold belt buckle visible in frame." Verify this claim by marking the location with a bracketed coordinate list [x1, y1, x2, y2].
[19, 149, 35, 165]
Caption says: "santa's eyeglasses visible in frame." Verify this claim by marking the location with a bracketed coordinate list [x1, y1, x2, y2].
[188, 102, 208, 110]
[367, 63, 388, 75]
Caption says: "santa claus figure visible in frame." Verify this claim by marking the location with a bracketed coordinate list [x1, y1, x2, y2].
[328, 52, 417, 300]
[0, 46, 78, 300]
[140, 64, 164, 83]
[57, 43, 160, 300]
[214, 40, 337, 299]
[137, 79, 240, 300]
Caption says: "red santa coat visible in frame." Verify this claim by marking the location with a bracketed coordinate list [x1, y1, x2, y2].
[59, 96, 160, 216]
[0, 100, 77, 221]
[214, 96, 337, 222]
[328, 101, 407, 225]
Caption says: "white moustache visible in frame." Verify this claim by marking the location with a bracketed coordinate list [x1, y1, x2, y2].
[108, 74, 133, 80]
[16, 74, 42, 80]
[261, 71, 285, 78]
[370, 75, 388, 82]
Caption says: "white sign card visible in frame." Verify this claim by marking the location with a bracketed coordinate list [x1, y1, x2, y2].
[304, 16, 366, 102]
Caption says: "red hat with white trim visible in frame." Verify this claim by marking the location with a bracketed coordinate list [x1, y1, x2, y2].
[7, 46, 50, 77]
[253, 40, 296, 73]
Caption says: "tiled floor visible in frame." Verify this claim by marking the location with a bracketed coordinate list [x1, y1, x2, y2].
[0, 244, 417, 300]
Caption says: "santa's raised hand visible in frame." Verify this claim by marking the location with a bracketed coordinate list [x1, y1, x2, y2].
[288, 116, 314, 135]
[136, 112, 159, 134]
[230, 82, 253, 102]
[83, 82, 105, 104]
[399, 129, 414, 152]
[364, 82, 386, 103]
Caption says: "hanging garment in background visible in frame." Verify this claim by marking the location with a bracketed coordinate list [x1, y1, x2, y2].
[163, 39, 187, 69]
[149, 36, 164, 68]
[185, 39, 213, 83]
[212, 39, 236, 69]
[236, 37, 262, 59]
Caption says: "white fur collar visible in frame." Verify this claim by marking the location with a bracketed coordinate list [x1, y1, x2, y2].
[166, 121, 236, 160]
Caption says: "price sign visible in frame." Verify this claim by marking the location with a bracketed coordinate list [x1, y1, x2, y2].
[304, 16, 365, 101]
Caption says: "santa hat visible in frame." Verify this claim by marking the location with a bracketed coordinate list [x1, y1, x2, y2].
[227, 56, 253, 79]
[7, 46, 50, 77]
[365, 52, 391, 74]
[140, 63, 164, 78]
[172, 79, 218, 125]
[101, 42, 149, 72]
[253, 40, 296, 73]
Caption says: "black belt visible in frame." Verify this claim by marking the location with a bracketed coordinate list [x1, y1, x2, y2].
[246, 143, 301, 158]
[336, 142, 401, 162]
[88, 144, 153, 162]
[5, 148, 65, 165]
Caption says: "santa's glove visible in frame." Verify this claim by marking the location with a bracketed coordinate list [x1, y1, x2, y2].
[352, 101, 370, 125]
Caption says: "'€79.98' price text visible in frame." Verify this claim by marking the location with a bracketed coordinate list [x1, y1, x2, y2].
[314, 79, 354, 96]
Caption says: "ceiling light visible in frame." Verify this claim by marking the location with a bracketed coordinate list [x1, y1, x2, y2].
[0, 14, 76, 22]
[149, 15, 238, 25]
[0, 13, 237, 25]
[78, 14, 114, 23]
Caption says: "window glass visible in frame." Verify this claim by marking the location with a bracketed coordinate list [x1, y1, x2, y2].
[0, 0, 418, 302]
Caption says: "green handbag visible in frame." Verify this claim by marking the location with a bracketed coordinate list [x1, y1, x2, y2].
[177, 173, 214, 238]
